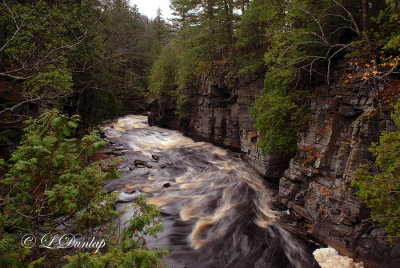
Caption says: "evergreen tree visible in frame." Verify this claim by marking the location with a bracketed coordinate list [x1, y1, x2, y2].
[0, 110, 167, 266]
[0, 109, 116, 265]
[354, 100, 400, 241]
[0, 0, 122, 127]
[0, 0, 171, 128]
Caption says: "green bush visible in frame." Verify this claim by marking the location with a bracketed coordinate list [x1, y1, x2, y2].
[251, 88, 309, 154]
[353, 101, 400, 241]
[64, 197, 167, 268]
[0, 110, 166, 267]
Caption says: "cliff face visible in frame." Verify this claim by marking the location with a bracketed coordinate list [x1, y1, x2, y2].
[279, 81, 400, 267]
[148, 69, 400, 267]
[149, 66, 290, 180]
[187, 68, 290, 180]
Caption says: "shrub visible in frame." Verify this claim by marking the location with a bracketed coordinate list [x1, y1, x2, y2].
[0, 110, 166, 266]
[353, 101, 400, 241]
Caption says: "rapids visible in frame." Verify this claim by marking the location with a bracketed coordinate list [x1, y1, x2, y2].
[103, 115, 319, 268]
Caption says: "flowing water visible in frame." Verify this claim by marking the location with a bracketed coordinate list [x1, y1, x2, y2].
[103, 115, 319, 268]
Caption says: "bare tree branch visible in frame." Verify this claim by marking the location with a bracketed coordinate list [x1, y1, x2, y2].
[0, 0, 43, 52]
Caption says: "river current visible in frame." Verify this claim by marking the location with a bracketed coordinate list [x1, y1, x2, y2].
[103, 115, 321, 268]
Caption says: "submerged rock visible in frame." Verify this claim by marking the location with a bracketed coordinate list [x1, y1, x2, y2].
[117, 191, 141, 202]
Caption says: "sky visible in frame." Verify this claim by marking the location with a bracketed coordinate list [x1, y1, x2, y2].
[129, 0, 173, 19]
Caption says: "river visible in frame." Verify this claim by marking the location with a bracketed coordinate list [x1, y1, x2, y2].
[103, 115, 321, 268]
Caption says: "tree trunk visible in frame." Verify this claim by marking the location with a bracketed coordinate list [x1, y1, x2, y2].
[0, 23, 6, 73]
[241, 0, 249, 14]
[362, 0, 368, 32]
[223, 0, 233, 45]
[361, 0, 372, 51]
[207, 0, 216, 60]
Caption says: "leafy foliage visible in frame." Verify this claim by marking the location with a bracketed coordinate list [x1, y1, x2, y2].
[148, 41, 193, 120]
[64, 197, 167, 268]
[0, 0, 173, 128]
[249, 0, 321, 154]
[0, 110, 166, 266]
[249, 0, 398, 154]
[149, 0, 243, 121]
[0, 0, 121, 126]
[176, 91, 192, 120]
[251, 89, 309, 154]
[353, 101, 400, 240]
[148, 45, 178, 102]
[0, 109, 115, 265]
[371, 0, 400, 52]
[233, 0, 275, 74]
[153, 0, 397, 154]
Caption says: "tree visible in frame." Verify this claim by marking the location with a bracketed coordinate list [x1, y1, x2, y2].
[372, 0, 400, 52]
[98, 1, 173, 115]
[151, 0, 399, 156]
[170, 0, 199, 29]
[64, 197, 167, 268]
[0, 0, 122, 127]
[250, 0, 394, 154]
[0, 109, 115, 265]
[170, 0, 241, 60]
[0, 109, 167, 266]
[151, 8, 169, 44]
[149, 0, 242, 118]
[0, 0, 171, 128]
[0, 0, 84, 114]
[148, 44, 178, 103]
[234, 0, 271, 74]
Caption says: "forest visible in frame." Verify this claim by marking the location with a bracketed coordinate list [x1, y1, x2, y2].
[0, 0, 399, 267]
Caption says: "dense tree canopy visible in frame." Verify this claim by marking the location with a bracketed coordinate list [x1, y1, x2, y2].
[0, 0, 171, 128]
[149, 0, 400, 153]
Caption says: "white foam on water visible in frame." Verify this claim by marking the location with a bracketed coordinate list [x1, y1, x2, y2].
[313, 247, 364, 268]
[105, 115, 322, 267]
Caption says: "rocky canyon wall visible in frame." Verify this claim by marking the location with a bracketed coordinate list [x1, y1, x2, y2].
[149, 66, 290, 180]
[148, 68, 400, 267]
[279, 80, 400, 267]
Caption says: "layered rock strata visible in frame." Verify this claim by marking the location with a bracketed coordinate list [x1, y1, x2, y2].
[279, 81, 400, 267]
[148, 69, 400, 267]
[149, 67, 290, 180]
